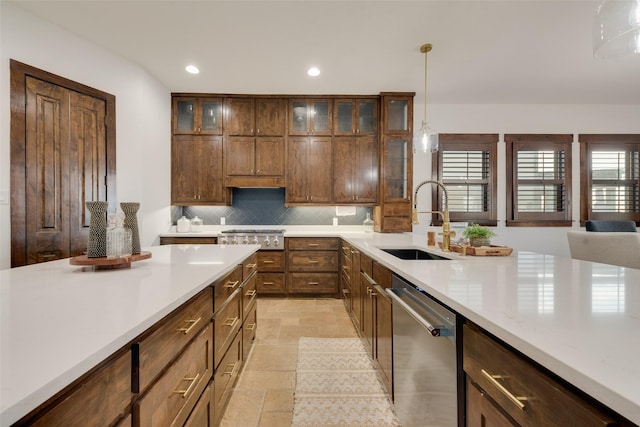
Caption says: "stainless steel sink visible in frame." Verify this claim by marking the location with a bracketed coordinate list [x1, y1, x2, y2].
[380, 248, 450, 260]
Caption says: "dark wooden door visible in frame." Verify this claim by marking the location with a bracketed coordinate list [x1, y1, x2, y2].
[255, 137, 284, 176]
[255, 98, 285, 136]
[307, 137, 332, 203]
[226, 136, 255, 175]
[24, 78, 107, 264]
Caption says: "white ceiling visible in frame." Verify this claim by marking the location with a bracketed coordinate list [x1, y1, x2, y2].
[11, 0, 640, 105]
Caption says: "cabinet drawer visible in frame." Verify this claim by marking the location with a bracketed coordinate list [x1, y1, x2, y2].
[256, 272, 286, 293]
[30, 350, 131, 427]
[213, 330, 243, 426]
[214, 265, 242, 312]
[183, 382, 214, 427]
[133, 288, 213, 393]
[214, 290, 242, 368]
[288, 272, 338, 293]
[360, 253, 373, 278]
[160, 237, 217, 245]
[257, 250, 285, 271]
[242, 273, 257, 320]
[287, 237, 339, 250]
[135, 322, 213, 427]
[288, 251, 338, 271]
[463, 323, 618, 427]
[243, 253, 258, 280]
[243, 302, 257, 361]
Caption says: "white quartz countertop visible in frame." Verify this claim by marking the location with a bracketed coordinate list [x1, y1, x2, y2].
[0, 244, 258, 426]
[340, 232, 640, 425]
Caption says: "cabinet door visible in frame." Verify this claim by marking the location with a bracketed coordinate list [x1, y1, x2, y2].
[255, 137, 284, 176]
[333, 137, 357, 202]
[199, 99, 223, 134]
[466, 379, 516, 427]
[198, 136, 226, 203]
[309, 99, 332, 135]
[286, 137, 309, 202]
[255, 98, 285, 136]
[226, 136, 255, 176]
[334, 100, 354, 135]
[289, 101, 309, 135]
[172, 135, 201, 203]
[382, 136, 410, 201]
[173, 97, 222, 135]
[375, 287, 393, 397]
[355, 136, 378, 203]
[225, 98, 255, 136]
[383, 98, 410, 133]
[360, 271, 374, 355]
[357, 99, 377, 135]
[307, 137, 333, 203]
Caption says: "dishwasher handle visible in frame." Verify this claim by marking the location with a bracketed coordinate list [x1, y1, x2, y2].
[386, 288, 442, 337]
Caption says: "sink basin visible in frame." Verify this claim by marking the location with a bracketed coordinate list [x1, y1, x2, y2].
[380, 248, 450, 260]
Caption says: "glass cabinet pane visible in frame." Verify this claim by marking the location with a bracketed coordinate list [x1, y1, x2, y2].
[292, 102, 308, 133]
[312, 101, 330, 133]
[201, 101, 221, 132]
[177, 101, 195, 132]
[358, 101, 375, 133]
[387, 100, 408, 131]
[386, 139, 408, 199]
[336, 102, 353, 133]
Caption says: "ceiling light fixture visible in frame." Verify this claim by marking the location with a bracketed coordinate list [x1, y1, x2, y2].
[307, 67, 320, 77]
[185, 65, 200, 74]
[593, 0, 640, 59]
[415, 43, 438, 153]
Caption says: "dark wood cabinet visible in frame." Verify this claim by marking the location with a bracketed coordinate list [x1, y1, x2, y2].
[333, 135, 378, 204]
[374, 93, 414, 232]
[286, 136, 332, 204]
[172, 96, 223, 135]
[171, 135, 230, 205]
[256, 251, 286, 294]
[286, 238, 339, 296]
[333, 98, 377, 136]
[225, 97, 286, 187]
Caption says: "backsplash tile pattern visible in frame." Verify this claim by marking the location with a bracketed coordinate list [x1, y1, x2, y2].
[175, 188, 371, 226]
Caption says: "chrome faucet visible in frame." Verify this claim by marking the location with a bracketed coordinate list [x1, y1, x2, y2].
[413, 180, 454, 252]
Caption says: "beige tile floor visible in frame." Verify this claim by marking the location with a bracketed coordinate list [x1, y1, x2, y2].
[220, 297, 359, 427]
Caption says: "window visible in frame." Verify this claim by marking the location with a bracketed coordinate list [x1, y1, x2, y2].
[506, 134, 572, 226]
[432, 134, 498, 225]
[579, 134, 640, 225]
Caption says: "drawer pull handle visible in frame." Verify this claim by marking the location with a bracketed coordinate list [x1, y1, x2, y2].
[246, 290, 257, 297]
[308, 281, 320, 285]
[262, 260, 274, 264]
[263, 281, 274, 285]
[246, 263, 257, 268]
[224, 280, 240, 289]
[308, 243, 319, 247]
[481, 369, 527, 410]
[223, 316, 239, 328]
[176, 317, 202, 335]
[223, 362, 237, 376]
[246, 323, 256, 331]
[308, 260, 319, 264]
[173, 373, 200, 398]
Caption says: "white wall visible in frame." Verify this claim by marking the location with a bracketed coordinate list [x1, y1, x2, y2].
[412, 103, 640, 257]
[0, 3, 171, 269]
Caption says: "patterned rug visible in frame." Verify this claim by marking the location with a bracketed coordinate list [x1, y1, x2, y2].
[292, 337, 401, 426]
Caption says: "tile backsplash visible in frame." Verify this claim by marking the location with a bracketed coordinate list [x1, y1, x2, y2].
[172, 188, 372, 226]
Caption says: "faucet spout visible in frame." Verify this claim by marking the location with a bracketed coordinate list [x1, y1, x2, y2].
[413, 180, 452, 252]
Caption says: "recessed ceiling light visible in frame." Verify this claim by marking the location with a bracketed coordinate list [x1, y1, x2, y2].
[307, 67, 320, 77]
[185, 65, 200, 74]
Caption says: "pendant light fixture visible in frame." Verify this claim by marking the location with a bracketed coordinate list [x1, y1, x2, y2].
[415, 43, 438, 153]
[593, 0, 640, 59]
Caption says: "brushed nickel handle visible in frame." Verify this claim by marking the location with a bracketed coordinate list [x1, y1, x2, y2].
[173, 373, 200, 398]
[481, 369, 527, 410]
[223, 316, 239, 328]
[175, 317, 202, 335]
[245, 290, 257, 297]
[224, 280, 240, 289]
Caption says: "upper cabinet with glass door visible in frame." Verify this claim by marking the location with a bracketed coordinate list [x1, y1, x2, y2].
[333, 98, 378, 136]
[288, 99, 332, 135]
[172, 96, 223, 135]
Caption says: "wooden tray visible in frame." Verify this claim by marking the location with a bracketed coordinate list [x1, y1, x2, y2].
[440, 243, 513, 256]
[69, 251, 152, 270]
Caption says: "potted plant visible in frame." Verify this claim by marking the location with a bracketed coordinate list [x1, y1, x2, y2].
[462, 223, 496, 247]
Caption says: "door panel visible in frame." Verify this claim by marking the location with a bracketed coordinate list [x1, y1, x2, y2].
[255, 137, 284, 176]
[26, 77, 71, 264]
[307, 137, 332, 203]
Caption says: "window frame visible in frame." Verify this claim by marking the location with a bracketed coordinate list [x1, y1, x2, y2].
[431, 133, 498, 226]
[579, 134, 640, 226]
[505, 134, 573, 227]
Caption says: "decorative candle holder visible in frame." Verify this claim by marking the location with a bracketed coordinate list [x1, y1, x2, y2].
[120, 202, 141, 254]
[86, 201, 108, 258]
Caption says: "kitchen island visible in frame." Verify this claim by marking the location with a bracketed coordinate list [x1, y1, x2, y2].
[0, 244, 259, 426]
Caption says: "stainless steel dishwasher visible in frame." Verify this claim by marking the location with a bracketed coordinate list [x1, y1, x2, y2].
[387, 274, 463, 427]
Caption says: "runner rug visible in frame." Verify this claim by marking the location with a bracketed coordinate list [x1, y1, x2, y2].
[292, 337, 401, 426]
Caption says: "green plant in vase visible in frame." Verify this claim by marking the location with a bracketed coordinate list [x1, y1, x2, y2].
[462, 223, 496, 247]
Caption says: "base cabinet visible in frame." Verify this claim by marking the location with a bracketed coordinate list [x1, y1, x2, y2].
[286, 238, 339, 295]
